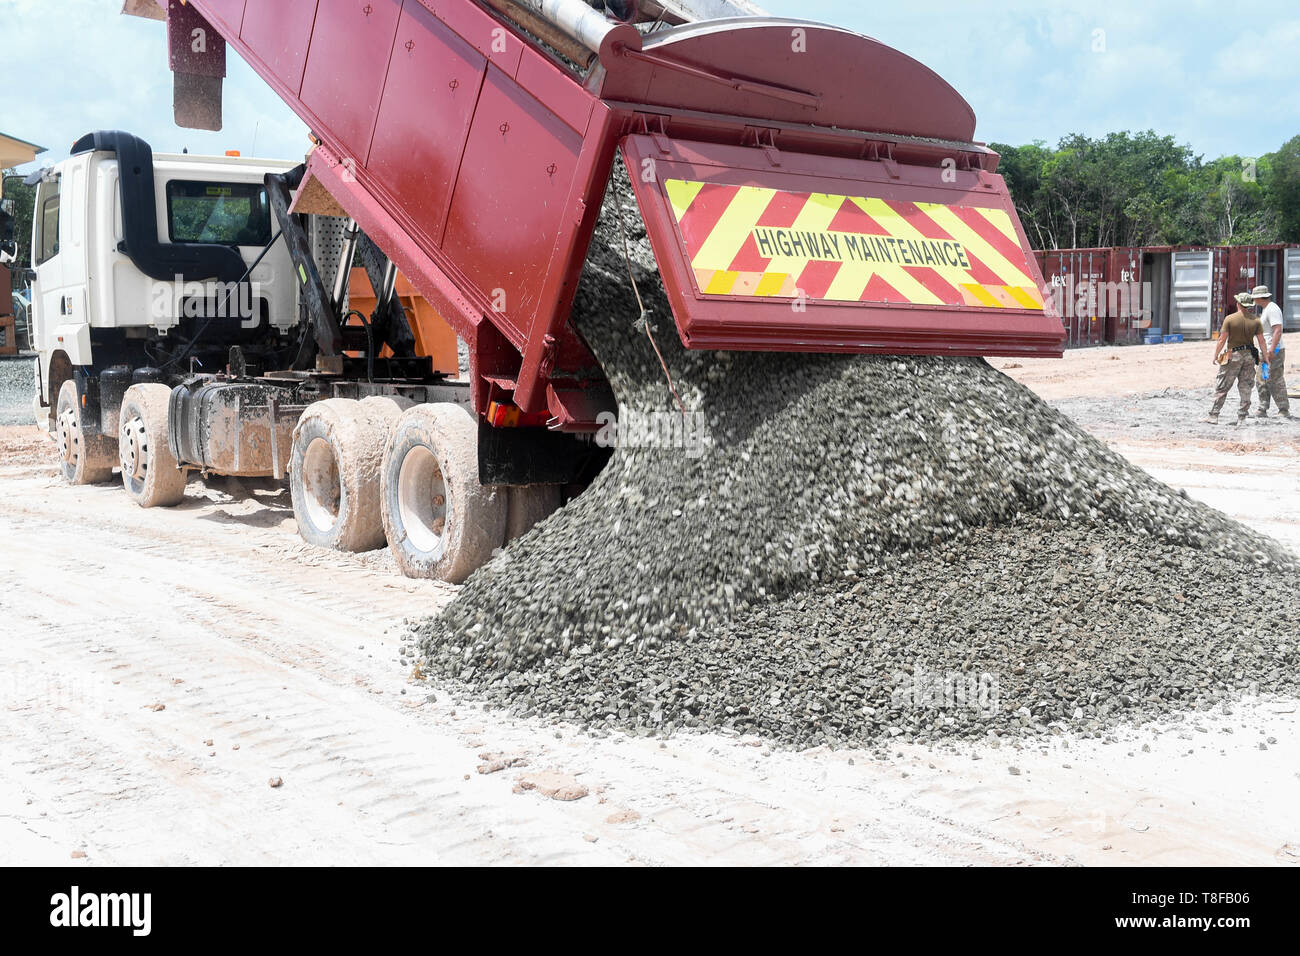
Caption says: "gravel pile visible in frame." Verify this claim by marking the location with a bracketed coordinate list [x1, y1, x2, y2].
[0, 357, 35, 426]
[413, 171, 1300, 747]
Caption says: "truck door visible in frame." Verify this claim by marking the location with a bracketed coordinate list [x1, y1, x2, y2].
[59, 157, 91, 323]
[30, 174, 63, 359]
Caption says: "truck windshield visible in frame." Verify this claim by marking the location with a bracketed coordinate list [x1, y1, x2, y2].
[166, 180, 272, 246]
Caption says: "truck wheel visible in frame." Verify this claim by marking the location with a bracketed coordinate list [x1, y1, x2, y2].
[118, 384, 187, 507]
[506, 484, 563, 543]
[289, 399, 387, 553]
[381, 403, 506, 583]
[358, 394, 414, 422]
[55, 379, 115, 485]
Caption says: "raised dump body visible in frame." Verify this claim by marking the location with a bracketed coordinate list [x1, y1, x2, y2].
[136, 0, 1063, 433]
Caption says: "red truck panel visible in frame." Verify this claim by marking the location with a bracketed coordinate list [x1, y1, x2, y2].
[174, 0, 1064, 424]
[299, 0, 403, 165]
[367, 0, 486, 248]
[624, 135, 1063, 357]
[194, 0, 245, 34]
[442, 67, 586, 345]
[593, 18, 977, 143]
[239, 1, 316, 95]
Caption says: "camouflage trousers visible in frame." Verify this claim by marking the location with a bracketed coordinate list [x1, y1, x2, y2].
[1210, 351, 1255, 419]
[1257, 347, 1290, 415]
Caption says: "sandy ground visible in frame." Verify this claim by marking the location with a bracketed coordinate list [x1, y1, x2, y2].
[996, 340, 1219, 401]
[998, 341, 1300, 553]
[2, 343, 1299, 866]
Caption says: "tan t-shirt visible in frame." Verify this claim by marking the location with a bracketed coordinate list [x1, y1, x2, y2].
[1222, 311, 1263, 349]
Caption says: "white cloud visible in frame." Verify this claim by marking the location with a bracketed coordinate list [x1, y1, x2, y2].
[1212, 21, 1300, 80]
[768, 0, 1300, 158]
[0, 0, 308, 173]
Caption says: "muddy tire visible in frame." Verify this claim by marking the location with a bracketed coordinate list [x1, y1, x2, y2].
[506, 484, 563, 543]
[358, 394, 415, 423]
[289, 399, 388, 553]
[118, 384, 187, 507]
[381, 403, 506, 583]
[55, 379, 115, 485]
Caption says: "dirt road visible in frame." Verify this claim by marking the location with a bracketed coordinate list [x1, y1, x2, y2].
[1001, 342, 1300, 552]
[2, 343, 1299, 865]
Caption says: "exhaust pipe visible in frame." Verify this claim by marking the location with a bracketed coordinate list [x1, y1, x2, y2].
[491, 0, 642, 66]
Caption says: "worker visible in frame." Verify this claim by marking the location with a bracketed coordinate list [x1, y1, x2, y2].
[1252, 284, 1291, 419]
[1206, 292, 1269, 425]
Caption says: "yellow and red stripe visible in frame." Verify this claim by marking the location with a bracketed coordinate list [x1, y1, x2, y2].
[663, 179, 1045, 311]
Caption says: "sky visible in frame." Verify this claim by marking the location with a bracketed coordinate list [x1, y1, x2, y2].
[1, 0, 1297, 177]
[776, 0, 1300, 158]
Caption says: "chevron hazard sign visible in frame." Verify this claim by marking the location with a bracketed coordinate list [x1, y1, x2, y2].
[663, 179, 1046, 311]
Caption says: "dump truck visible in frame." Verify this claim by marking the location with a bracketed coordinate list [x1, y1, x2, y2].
[39, 0, 1061, 583]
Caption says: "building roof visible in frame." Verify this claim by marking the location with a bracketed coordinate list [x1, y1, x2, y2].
[0, 132, 48, 170]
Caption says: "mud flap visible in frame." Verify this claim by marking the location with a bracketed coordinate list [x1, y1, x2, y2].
[167, 0, 226, 131]
[478, 420, 610, 487]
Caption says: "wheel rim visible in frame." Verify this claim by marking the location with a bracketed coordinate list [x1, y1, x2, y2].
[397, 444, 447, 559]
[300, 437, 342, 533]
[120, 413, 149, 496]
[57, 405, 79, 469]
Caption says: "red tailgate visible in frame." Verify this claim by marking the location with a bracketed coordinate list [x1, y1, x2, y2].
[621, 135, 1065, 358]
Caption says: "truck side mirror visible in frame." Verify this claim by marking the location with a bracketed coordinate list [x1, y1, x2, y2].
[0, 198, 14, 216]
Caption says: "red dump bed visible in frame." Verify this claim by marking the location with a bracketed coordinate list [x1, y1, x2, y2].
[152, 0, 1064, 426]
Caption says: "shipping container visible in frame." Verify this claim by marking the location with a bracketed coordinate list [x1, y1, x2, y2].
[1034, 243, 1300, 345]
[1169, 247, 1225, 338]
[1104, 245, 1146, 344]
[1033, 246, 1147, 347]
[1285, 248, 1300, 332]
[1034, 248, 1108, 348]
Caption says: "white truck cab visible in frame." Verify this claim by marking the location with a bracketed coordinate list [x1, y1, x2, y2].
[30, 133, 300, 433]
[27, 130, 493, 583]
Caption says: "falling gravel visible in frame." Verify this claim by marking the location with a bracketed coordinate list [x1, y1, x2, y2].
[414, 170, 1300, 748]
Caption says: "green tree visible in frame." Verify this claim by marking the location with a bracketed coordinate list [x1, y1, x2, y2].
[1267, 135, 1300, 242]
[992, 140, 1058, 249]
[995, 130, 1300, 249]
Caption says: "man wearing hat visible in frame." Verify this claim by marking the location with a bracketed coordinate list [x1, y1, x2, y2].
[1252, 284, 1290, 418]
[1207, 292, 1269, 424]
